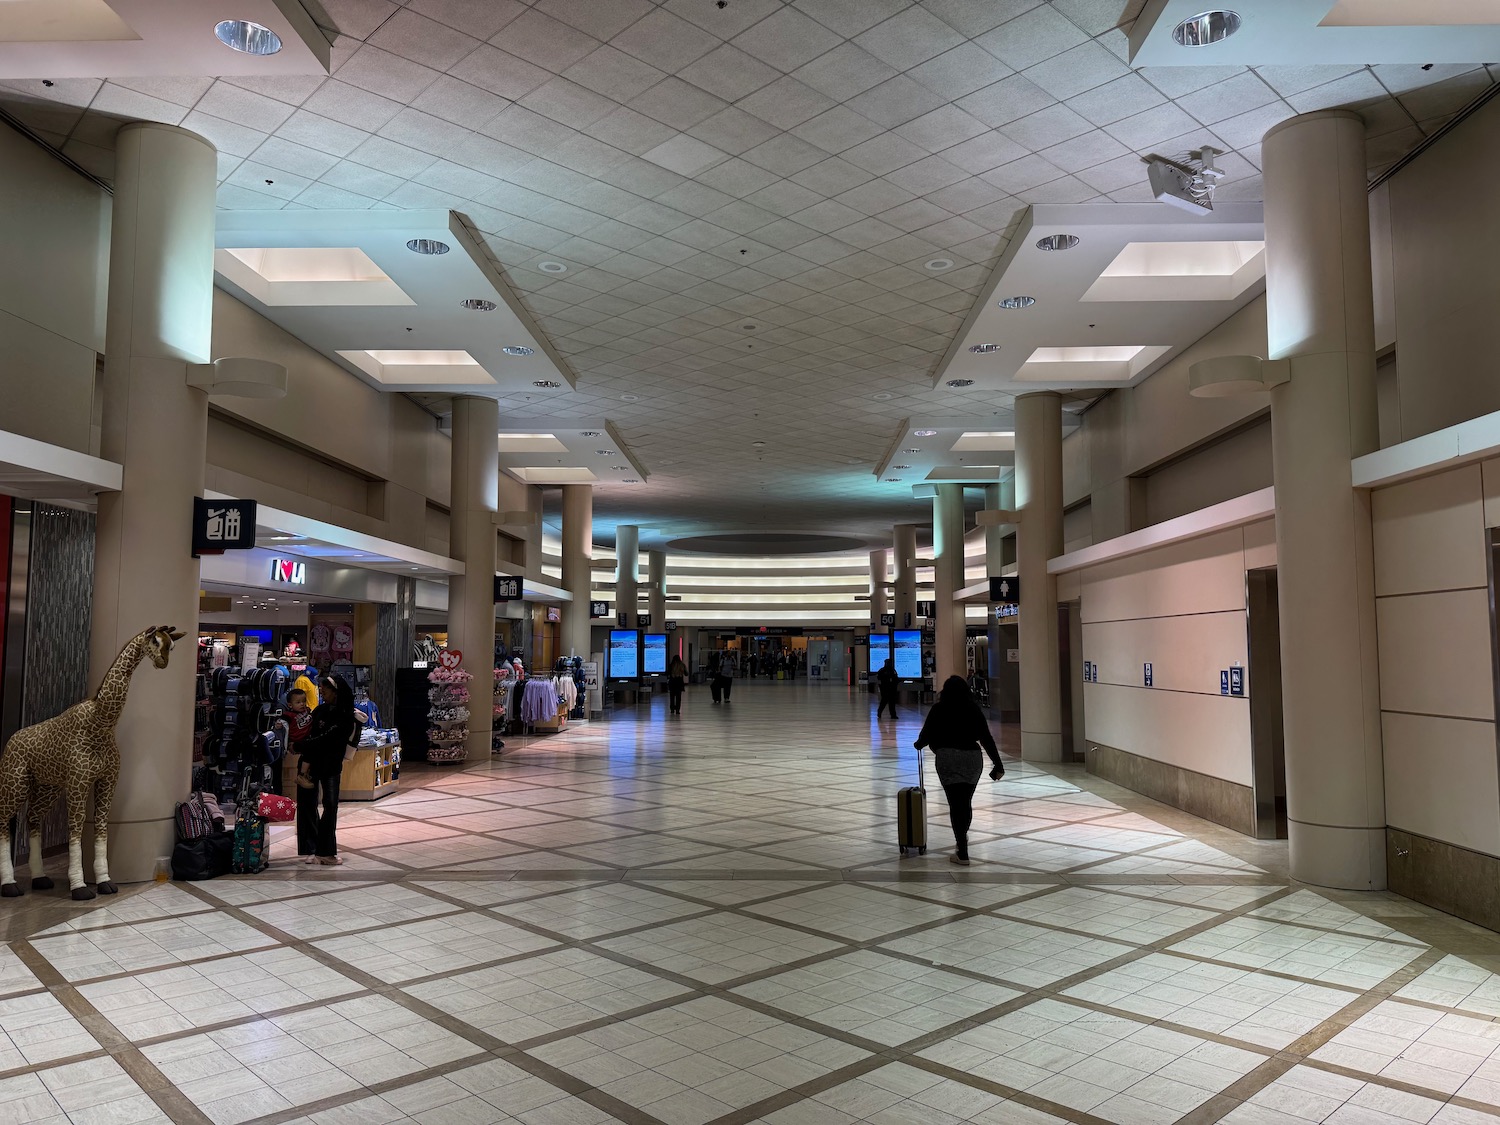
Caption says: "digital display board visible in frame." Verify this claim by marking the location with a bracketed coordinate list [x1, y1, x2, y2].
[608, 630, 639, 679]
[240, 628, 273, 645]
[867, 634, 889, 674]
[643, 633, 667, 675]
[893, 630, 923, 680]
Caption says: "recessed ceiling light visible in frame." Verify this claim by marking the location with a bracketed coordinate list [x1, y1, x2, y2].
[622, 478, 640, 483]
[902, 448, 922, 453]
[947, 379, 975, 387]
[924, 258, 954, 271]
[873, 392, 893, 400]
[406, 238, 449, 255]
[581, 431, 601, 437]
[461, 298, 496, 311]
[752, 441, 767, 447]
[214, 19, 282, 55]
[532, 380, 561, 388]
[892, 464, 912, 469]
[595, 449, 616, 455]
[621, 394, 639, 402]
[612, 465, 629, 470]
[913, 429, 938, 437]
[1036, 234, 1079, 251]
[969, 344, 1001, 354]
[997, 296, 1036, 310]
[884, 478, 902, 482]
[538, 261, 567, 274]
[1172, 9, 1242, 46]
[502, 345, 534, 356]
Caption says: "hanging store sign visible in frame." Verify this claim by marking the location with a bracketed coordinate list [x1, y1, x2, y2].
[916, 600, 935, 618]
[996, 603, 1018, 620]
[191, 498, 257, 556]
[880, 613, 895, 626]
[494, 575, 523, 601]
[589, 600, 610, 618]
[664, 620, 677, 631]
[269, 558, 306, 585]
[989, 576, 1020, 603]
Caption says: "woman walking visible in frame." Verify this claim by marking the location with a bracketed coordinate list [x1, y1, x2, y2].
[295, 672, 361, 866]
[913, 675, 1004, 865]
[668, 654, 688, 716]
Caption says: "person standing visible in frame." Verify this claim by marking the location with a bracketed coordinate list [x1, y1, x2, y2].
[295, 673, 361, 866]
[912, 676, 1004, 866]
[876, 658, 899, 721]
[718, 650, 737, 703]
[668, 654, 687, 716]
[709, 649, 723, 704]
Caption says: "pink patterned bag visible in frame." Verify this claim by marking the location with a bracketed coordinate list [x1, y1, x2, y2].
[256, 792, 296, 823]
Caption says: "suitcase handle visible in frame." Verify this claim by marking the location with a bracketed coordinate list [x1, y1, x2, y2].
[916, 744, 925, 791]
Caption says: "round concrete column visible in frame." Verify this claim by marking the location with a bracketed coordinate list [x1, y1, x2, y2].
[893, 524, 917, 629]
[869, 548, 888, 629]
[932, 484, 966, 684]
[647, 550, 666, 629]
[448, 395, 498, 759]
[616, 525, 639, 626]
[1264, 110, 1385, 889]
[1016, 392, 1063, 762]
[90, 122, 217, 883]
[560, 484, 592, 659]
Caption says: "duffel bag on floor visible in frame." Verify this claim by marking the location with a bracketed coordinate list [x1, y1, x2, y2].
[172, 831, 233, 880]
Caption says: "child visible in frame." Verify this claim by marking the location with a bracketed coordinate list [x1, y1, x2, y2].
[286, 688, 315, 789]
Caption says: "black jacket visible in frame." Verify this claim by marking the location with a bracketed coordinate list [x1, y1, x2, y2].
[300, 703, 360, 780]
[876, 664, 898, 693]
[914, 700, 999, 760]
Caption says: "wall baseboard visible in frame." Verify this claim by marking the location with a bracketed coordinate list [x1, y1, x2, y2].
[1085, 742, 1255, 836]
[1388, 828, 1500, 933]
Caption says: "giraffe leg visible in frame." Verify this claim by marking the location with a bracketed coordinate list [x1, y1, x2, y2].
[27, 785, 60, 891]
[92, 772, 118, 895]
[0, 826, 16, 896]
[66, 787, 92, 900]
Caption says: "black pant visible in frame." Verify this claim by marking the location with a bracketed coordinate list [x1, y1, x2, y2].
[669, 678, 684, 713]
[941, 781, 978, 859]
[712, 675, 732, 701]
[297, 773, 341, 857]
[877, 690, 898, 719]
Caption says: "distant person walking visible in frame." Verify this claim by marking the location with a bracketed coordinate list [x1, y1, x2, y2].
[913, 676, 1004, 866]
[668, 655, 687, 716]
[876, 658, 899, 721]
[717, 651, 737, 702]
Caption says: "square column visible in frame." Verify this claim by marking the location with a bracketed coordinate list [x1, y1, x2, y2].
[560, 484, 592, 659]
[448, 395, 497, 759]
[932, 484, 966, 684]
[1016, 392, 1063, 761]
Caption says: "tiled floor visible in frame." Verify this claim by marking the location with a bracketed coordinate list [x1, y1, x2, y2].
[4, 680, 1500, 1125]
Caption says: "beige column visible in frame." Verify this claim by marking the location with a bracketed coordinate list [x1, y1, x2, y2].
[932, 484, 966, 684]
[985, 478, 1014, 574]
[616, 525, 640, 626]
[647, 549, 667, 628]
[89, 123, 216, 886]
[560, 484, 592, 659]
[448, 395, 498, 759]
[869, 548, 888, 629]
[892, 524, 917, 629]
[1016, 392, 1063, 761]
[1264, 110, 1385, 890]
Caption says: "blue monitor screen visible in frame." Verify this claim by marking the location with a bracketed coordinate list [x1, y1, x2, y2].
[643, 634, 667, 675]
[867, 634, 889, 673]
[894, 630, 923, 680]
[240, 628, 273, 645]
[608, 630, 639, 679]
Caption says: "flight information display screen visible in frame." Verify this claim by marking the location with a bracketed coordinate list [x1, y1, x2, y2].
[643, 634, 667, 674]
[608, 630, 639, 679]
[894, 630, 923, 680]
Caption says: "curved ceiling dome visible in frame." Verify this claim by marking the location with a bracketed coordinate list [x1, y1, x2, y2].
[666, 532, 871, 556]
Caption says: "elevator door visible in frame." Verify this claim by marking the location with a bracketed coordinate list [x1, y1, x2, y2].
[1247, 568, 1287, 839]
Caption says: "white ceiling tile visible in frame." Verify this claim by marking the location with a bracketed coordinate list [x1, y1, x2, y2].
[855, 7, 965, 70]
[88, 83, 187, 125]
[892, 105, 990, 153]
[976, 5, 1088, 70]
[319, 157, 404, 199]
[1177, 72, 1281, 128]
[582, 105, 679, 155]
[788, 156, 875, 195]
[696, 157, 784, 197]
[1022, 40, 1129, 102]
[1210, 101, 1299, 153]
[1395, 70, 1493, 125]
[1286, 70, 1388, 114]
[564, 46, 667, 103]
[793, 0, 911, 37]
[629, 77, 731, 130]
[834, 178, 916, 215]
[956, 73, 1054, 129]
[790, 198, 867, 233]
[410, 73, 510, 130]
[535, 0, 654, 42]
[480, 104, 578, 155]
[979, 152, 1065, 194]
[792, 106, 885, 154]
[612, 8, 722, 73]
[1137, 64, 1245, 100]
[1255, 64, 1367, 98]
[908, 42, 1011, 99]
[924, 0, 1041, 38]
[220, 74, 328, 108]
[845, 75, 949, 129]
[318, 0, 399, 41]
[938, 130, 1031, 174]
[794, 44, 900, 104]
[520, 76, 619, 128]
[110, 76, 212, 108]
[1065, 72, 1166, 128]
[884, 154, 968, 194]
[924, 175, 1008, 214]
[491, 8, 601, 71]
[179, 111, 269, 159]
[226, 160, 311, 201]
[1104, 102, 1202, 151]
[998, 102, 1092, 151]
[1070, 152, 1146, 193]
[1037, 127, 1129, 174]
[1018, 173, 1099, 204]
[663, 0, 783, 38]
[744, 179, 827, 217]
[293, 181, 381, 208]
[731, 8, 845, 72]
[547, 133, 632, 177]
[196, 81, 302, 132]
[251, 136, 341, 180]
[449, 46, 553, 101]
[687, 106, 781, 155]
[272, 109, 371, 158]
[336, 45, 443, 103]
[368, 9, 482, 70]
[875, 198, 951, 232]
[677, 45, 783, 102]
[408, 0, 526, 41]
[1049, 0, 1138, 36]
[643, 135, 733, 177]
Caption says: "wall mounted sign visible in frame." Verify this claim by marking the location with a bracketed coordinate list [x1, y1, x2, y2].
[1221, 670, 1230, 695]
[1230, 666, 1244, 696]
[589, 600, 610, 618]
[636, 613, 651, 628]
[989, 576, 1020, 603]
[880, 613, 895, 626]
[494, 575, 523, 601]
[192, 497, 257, 556]
[996, 604, 1019, 620]
[664, 620, 677, 631]
[269, 558, 306, 585]
[1144, 662, 1153, 687]
[916, 600, 935, 618]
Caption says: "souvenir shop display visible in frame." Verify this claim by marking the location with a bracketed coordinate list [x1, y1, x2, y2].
[196, 663, 288, 825]
[493, 665, 515, 754]
[426, 649, 471, 763]
[520, 665, 571, 733]
[341, 725, 400, 800]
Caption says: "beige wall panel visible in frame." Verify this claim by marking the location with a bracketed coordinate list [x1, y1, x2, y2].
[1480, 459, 1500, 531]
[1382, 711, 1500, 857]
[1084, 611, 1247, 697]
[425, 504, 450, 557]
[1084, 681, 1253, 785]
[1369, 182, 1396, 353]
[1058, 570, 1081, 601]
[1144, 418, 1273, 528]
[1063, 503, 1092, 553]
[1081, 528, 1247, 624]
[1377, 589, 1494, 721]
[0, 311, 96, 451]
[0, 123, 108, 354]
[1243, 519, 1277, 570]
[1372, 464, 1485, 595]
[1063, 427, 1089, 508]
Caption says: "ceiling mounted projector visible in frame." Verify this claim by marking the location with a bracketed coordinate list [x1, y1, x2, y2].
[1147, 147, 1224, 215]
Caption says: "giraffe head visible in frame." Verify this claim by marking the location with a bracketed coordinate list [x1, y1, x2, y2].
[145, 625, 186, 669]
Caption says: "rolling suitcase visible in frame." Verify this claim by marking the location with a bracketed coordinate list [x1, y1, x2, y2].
[898, 748, 926, 856]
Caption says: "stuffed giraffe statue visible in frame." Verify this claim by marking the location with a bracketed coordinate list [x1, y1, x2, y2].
[0, 625, 185, 900]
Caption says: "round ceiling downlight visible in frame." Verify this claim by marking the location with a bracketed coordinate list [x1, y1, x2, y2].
[969, 343, 1001, 354]
[461, 298, 496, 311]
[532, 380, 561, 388]
[924, 258, 954, 271]
[595, 449, 616, 456]
[947, 379, 975, 388]
[1172, 10, 1242, 47]
[1036, 234, 1079, 251]
[892, 464, 911, 470]
[913, 429, 938, 438]
[884, 478, 903, 483]
[902, 448, 922, 453]
[997, 295, 1036, 309]
[873, 392, 893, 400]
[502, 345, 534, 356]
[622, 479, 640, 484]
[406, 238, 449, 255]
[538, 261, 568, 273]
[214, 19, 282, 55]
[581, 431, 601, 437]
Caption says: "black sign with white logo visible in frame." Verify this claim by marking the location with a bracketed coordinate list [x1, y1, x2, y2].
[589, 600, 610, 618]
[494, 575, 523, 601]
[664, 620, 677, 631]
[879, 613, 895, 626]
[916, 600, 935, 618]
[192, 498, 257, 556]
[989, 576, 1020, 603]
[636, 613, 651, 628]
[617, 612, 628, 628]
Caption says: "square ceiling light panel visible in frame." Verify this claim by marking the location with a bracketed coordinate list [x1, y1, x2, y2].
[497, 434, 569, 454]
[216, 247, 415, 306]
[1082, 241, 1265, 303]
[508, 468, 599, 484]
[951, 431, 1016, 452]
[1323, 0, 1500, 25]
[1017, 346, 1172, 383]
[0, 0, 137, 42]
[337, 350, 494, 387]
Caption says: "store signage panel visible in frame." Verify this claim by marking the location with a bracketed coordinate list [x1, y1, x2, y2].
[916, 600, 935, 618]
[637, 613, 651, 628]
[494, 575, 523, 602]
[996, 603, 1018, 620]
[664, 620, 677, 631]
[589, 600, 610, 618]
[270, 558, 306, 585]
[989, 576, 1020, 603]
[192, 498, 257, 555]
[608, 629, 639, 679]
[879, 613, 895, 626]
[893, 630, 922, 680]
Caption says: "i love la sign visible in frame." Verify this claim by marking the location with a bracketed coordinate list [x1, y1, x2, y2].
[438, 649, 463, 670]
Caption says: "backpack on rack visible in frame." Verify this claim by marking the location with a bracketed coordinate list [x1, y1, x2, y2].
[230, 777, 269, 875]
